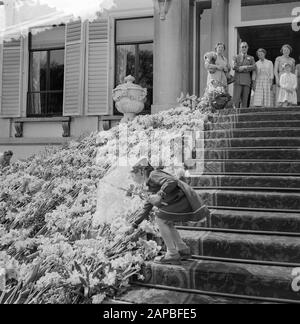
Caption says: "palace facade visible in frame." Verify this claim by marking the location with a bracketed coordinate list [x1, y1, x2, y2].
[0, 0, 299, 159]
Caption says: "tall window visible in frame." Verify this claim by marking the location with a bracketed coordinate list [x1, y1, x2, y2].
[115, 17, 154, 114]
[27, 26, 65, 117]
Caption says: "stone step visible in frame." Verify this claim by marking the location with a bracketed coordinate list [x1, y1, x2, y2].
[204, 128, 300, 139]
[211, 112, 300, 123]
[201, 137, 300, 149]
[119, 286, 277, 304]
[208, 209, 300, 233]
[139, 259, 299, 301]
[206, 120, 300, 131]
[187, 175, 300, 190]
[222, 106, 300, 115]
[195, 148, 300, 161]
[196, 189, 300, 210]
[179, 230, 300, 263]
[130, 105, 300, 305]
[193, 160, 300, 174]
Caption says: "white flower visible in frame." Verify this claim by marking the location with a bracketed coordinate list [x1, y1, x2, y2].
[89, 277, 100, 289]
[66, 271, 81, 286]
[92, 293, 106, 304]
[35, 272, 63, 290]
[139, 221, 157, 235]
[102, 269, 117, 286]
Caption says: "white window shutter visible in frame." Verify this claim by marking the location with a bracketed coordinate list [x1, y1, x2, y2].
[0, 38, 23, 117]
[85, 19, 109, 116]
[63, 20, 85, 116]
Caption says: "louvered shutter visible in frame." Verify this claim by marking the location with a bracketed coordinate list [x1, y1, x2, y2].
[0, 38, 23, 117]
[85, 19, 109, 116]
[63, 20, 85, 116]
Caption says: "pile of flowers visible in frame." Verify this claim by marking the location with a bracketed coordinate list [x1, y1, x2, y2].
[0, 103, 213, 304]
[178, 80, 233, 113]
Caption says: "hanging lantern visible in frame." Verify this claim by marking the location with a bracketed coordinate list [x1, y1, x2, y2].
[153, 0, 171, 20]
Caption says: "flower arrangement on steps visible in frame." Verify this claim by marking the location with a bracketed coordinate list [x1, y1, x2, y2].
[0, 88, 220, 304]
[178, 80, 233, 112]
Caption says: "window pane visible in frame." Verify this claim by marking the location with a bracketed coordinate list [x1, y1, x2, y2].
[116, 18, 154, 43]
[31, 26, 65, 49]
[27, 92, 47, 116]
[50, 49, 64, 90]
[28, 49, 64, 117]
[116, 45, 136, 85]
[30, 51, 47, 92]
[138, 43, 153, 112]
[241, 1, 299, 21]
[27, 92, 63, 117]
[48, 92, 64, 116]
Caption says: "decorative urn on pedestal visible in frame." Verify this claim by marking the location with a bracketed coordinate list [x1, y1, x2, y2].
[112, 75, 147, 123]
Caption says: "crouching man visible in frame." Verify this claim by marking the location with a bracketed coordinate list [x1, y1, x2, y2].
[0, 151, 13, 169]
[129, 158, 210, 265]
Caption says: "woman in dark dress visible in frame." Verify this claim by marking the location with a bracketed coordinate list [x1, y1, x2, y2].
[130, 158, 210, 265]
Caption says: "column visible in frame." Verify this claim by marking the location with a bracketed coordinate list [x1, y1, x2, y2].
[211, 0, 227, 50]
[152, 0, 192, 114]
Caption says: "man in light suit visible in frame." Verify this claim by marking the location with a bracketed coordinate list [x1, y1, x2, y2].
[233, 42, 256, 108]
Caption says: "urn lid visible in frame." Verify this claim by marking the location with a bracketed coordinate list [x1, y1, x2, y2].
[113, 75, 145, 91]
[112, 75, 147, 102]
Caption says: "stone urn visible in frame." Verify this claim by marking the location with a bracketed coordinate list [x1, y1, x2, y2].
[112, 75, 147, 123]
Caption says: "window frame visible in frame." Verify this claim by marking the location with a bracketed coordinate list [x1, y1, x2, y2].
[27, 31, 65, 118]
[114, 16, 154, 115]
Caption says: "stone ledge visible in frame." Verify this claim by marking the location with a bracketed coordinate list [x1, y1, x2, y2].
[0, 137, 72, 146]
[101, 116, 122, 121]
[12, 117, 71, 138]
[13, 117, 71, 123]
[100, 115, 122, 131]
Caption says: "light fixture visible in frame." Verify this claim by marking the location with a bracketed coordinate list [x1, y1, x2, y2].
[153, 0, 171, 21]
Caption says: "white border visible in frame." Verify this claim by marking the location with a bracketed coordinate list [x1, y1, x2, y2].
[0, 38, 3, 115]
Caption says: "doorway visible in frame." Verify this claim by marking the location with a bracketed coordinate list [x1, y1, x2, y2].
[238, 23, 300, 65]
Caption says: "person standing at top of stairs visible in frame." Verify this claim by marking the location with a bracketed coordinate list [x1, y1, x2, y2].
[233, 42, 256, 108]
[278, 63, 298, 107]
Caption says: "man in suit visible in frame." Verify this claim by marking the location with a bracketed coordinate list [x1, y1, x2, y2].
[233, 42, 256, 108]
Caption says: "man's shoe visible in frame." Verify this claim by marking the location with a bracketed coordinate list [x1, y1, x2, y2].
[154, 255, 182, 266]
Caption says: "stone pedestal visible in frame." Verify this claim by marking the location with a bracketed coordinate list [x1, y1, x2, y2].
[152, 0, 192, 114]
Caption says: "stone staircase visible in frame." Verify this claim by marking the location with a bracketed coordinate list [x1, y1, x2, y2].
[119, 106, 300, 304]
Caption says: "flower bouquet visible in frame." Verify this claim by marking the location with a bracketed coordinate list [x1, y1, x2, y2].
[206, 80, 232, 111]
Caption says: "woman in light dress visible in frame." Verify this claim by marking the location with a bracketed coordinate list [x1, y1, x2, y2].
[252, 48, 274, 107]
[278, 63, 297, 107]
[205, 42, 231, 89]
[274, 44, 296, 106]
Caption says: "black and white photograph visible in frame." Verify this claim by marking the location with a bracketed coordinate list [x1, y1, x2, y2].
[0, 0, 300, 309]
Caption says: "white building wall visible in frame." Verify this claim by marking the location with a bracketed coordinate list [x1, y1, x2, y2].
[0, 0, 152, 160]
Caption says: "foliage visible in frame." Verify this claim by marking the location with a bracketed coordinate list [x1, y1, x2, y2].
[0, 103, 211, 304]
[178, 80, 233, 113]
